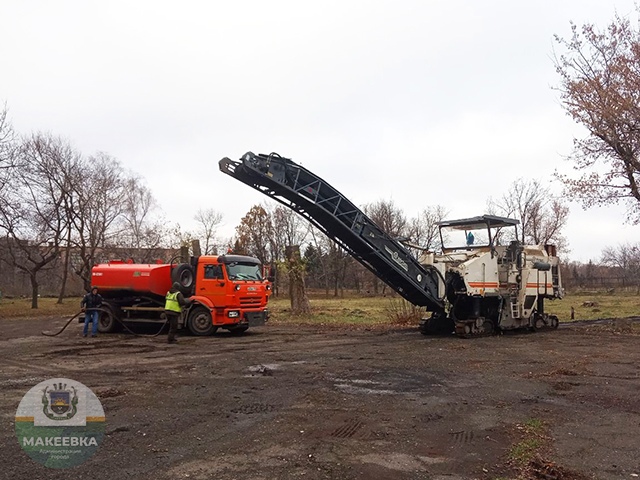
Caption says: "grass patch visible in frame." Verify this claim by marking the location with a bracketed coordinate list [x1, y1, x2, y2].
[268, 294, 394, 326]
[2, 290, 638, 326]
[546, 291, 640, 321]
[503, 418, 590, 479]
[509, 437, 543, 464]
[271, 290, 639, 326]
[523, 418, 544, 431]
[0, 297, 81, 319]
[508, 417, 547, 465]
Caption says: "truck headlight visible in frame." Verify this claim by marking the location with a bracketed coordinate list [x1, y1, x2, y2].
[228, 310, 240, 318]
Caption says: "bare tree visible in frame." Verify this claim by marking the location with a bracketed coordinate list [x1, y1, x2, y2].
[601, 242, 640, 284]
[487, 178, 569, 251]
[307, 226, 351, 297]
[0, 104, 16, 196]
[270, 205, 309, 294]
[168, 223, 197, 254]
[55, 146, 84, 303]
[70, 153, 130, 291]
[272, 205, 309, 254]
[364, 199, 408, 295]
[364, 199, 408, 238]
[527, 198, 570, 248]
[553, 8, 640, 222]
[194, 208, 224, 255]
[0, 133, 78, 308]
[115, 176, 166, 262]
[407, 205, 448, 256]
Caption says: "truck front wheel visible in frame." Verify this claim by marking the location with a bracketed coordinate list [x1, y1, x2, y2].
[187, 307, 217, 336]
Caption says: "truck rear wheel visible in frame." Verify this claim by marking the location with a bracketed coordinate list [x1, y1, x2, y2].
[98, 304, 121, 333]
[187, 307, 217, 336]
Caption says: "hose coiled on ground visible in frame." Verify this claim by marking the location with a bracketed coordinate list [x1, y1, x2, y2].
[41, 307, 170, 337]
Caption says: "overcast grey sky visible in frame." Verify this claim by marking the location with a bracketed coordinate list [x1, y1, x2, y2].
[1, 0, 638, 262]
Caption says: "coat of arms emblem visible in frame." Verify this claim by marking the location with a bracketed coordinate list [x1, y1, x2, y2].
[41, 382, 78, 420]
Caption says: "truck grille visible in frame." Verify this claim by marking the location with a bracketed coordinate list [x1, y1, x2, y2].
[240, 297, 262, 306]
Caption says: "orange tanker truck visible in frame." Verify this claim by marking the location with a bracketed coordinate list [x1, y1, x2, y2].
[89, 254, 271, 335]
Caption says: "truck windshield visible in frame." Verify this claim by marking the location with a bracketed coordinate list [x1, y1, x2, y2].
[226, 262, 262, 280]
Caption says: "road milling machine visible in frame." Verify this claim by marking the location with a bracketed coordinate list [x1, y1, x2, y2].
[219, 152, 563, 337]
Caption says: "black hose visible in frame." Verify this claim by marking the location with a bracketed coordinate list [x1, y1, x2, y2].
[114, 311, 169, 338]
[41, 311, 84, 336]
[41, 307, 170, 338]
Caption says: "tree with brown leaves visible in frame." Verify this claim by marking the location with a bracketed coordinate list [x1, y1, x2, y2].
[553, 8, 640, 222]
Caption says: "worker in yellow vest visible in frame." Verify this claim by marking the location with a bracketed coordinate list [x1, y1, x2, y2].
[164, 282, 191, 344]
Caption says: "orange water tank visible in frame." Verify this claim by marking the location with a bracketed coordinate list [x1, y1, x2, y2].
[91, 261, 173, 298]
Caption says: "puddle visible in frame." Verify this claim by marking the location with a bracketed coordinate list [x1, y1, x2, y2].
[357, 453, 446, 471]
[245, 360, 307, 377]
[335, 383, 397, 395]
[247, 360, 307, 372]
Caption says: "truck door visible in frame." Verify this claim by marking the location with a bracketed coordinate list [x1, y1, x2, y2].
[197, 263, 228, 307]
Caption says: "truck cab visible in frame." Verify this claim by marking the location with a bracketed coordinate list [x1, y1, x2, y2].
[186, 255, 271, 335]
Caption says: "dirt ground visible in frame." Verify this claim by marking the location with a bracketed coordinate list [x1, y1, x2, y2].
[1, 317, 639, 480]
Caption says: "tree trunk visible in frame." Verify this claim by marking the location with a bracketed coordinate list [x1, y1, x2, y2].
[273, 265, 279, 297]
[30, 274, 39, 309]
[57, 238, 71, 304]
[286, 245, 310, 315]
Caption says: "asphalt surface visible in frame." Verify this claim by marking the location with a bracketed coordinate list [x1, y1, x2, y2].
[1, 316, 639, 479]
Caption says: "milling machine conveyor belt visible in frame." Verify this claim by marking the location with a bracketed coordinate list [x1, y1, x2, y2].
[219, 152, 444, 311]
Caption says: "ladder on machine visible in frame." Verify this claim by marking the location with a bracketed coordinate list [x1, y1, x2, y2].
[510, 300, 520, 319]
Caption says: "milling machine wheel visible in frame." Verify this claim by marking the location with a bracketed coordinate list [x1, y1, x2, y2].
[529, 315, 545, 332]
[482, 320, 494, 335]
[420, 316, 455, 335]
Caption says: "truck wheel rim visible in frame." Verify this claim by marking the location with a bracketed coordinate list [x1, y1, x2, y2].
[191, 312, 211, 333]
